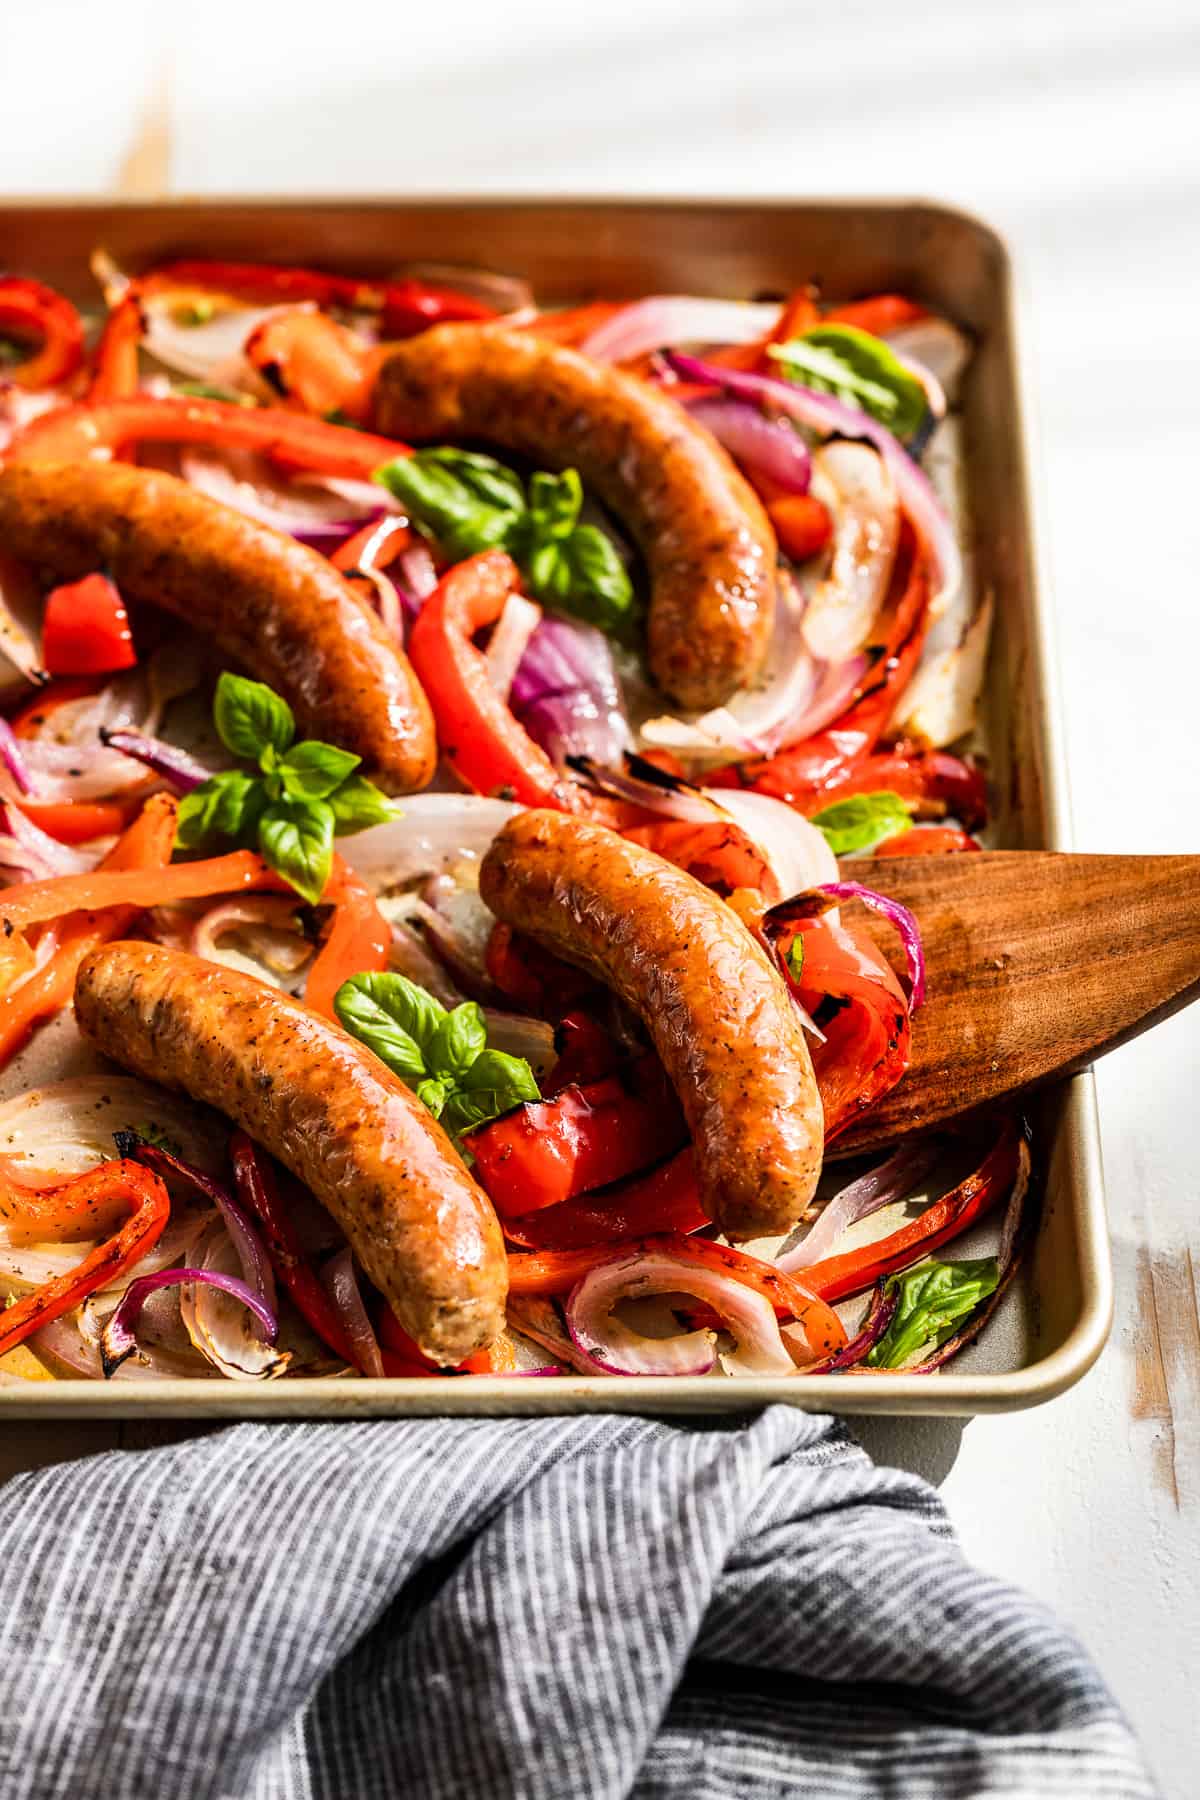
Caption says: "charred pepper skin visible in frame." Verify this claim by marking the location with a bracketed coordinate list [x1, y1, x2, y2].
[374, 325, 777, 712]
[479, 810, 823, 1240]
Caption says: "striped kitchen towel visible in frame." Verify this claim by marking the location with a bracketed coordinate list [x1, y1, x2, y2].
[0, 1406, 1156, 1799]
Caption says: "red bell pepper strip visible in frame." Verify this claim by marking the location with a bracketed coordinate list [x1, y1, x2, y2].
[0, 845, 285, 941]
[41, 573, 137, 677]
[518, 302, 620, 347]
[621, 817, 778, 901]
[12, 798, 146, 846]
[542, 1010, 624, 1094]
[872, 827, 980, 856]
[244, 309, 382, 423]
[229, 1131, 359, 1367]
[6, 394, 410, 483]
[484, 922, 600, 1019]
[140, 260, 496, 337]
[0, 1159, 171, 1359]
[303, 856, 391, 1019]
[506, 1228, 848, 1358]
[0, 792, 177, 1068]
[764, 909, 912, 1142]
[87, 293, 144, 402]
[801, 1120, 1023, 1303]
[0, 277, 85, 390]
[407, 549, 588, 810]
[500, 1147, 709, 1250]
[767, 493, 833, 563]
[822, 294, 929, 336]
[465, 1055, 686, 1217]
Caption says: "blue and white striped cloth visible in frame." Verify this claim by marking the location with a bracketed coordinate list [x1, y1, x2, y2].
[0, 1407, 1155, 1798]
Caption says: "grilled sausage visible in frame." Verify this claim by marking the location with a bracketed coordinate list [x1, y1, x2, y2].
[479, 810, 823, 1239]
[374, 325, 777, 712]
[74, 942, 506, 1363]
[0, 460, 436, 793]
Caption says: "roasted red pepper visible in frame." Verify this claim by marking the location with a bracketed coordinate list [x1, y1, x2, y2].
[872, 826, 980, 856]
[485, 922, 599, 1019]
[801, 1121, 1023, 1302]
[141, 260, 496, 337]
[543, 1010, 625, 1094]
[765, 909, 912, 1142]
[41, 573, 137, 676]
[500, 1147, 708, 1250]
[766, 493, 833, 563]
[407, 550, 587, 810]
[621, 817, 777, 899]
[7, 394, 409, 482]
[505, 1229, 848, 1359]
[87, 293, 144, 402]
[823, 294, 929, 335]
[303, 857, 391, 1020]
[0, 276, 85, 389]
[229, 1132, 359, 1368]
[0, 1160, 170, 1359]
[466, 1055, 686, 1217]
[244, 309, 381, 422]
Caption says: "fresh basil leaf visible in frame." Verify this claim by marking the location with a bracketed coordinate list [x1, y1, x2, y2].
[460, 1048, 540, 1106]
[442, 1088, 511, 1137]
[415, 1076, 450, 1118]
[327, 775, 400, 833]
[785, 934, 805, 983]
[420, 447, 527, 515]
[768, 323, 928, 440]
[213, 672, 295, 761]
[527, 468, 582, 542]
[811, 791, 912, 856]
[278, 740, 361, 803]
[257, 798, 334, 904]
[334, 972, 446, 1080]
[375, 450, 523, 560]
[561, 524, 637, 632]
[175, 769, 266, 849]
[867, 1257, 1000, 1369]
[427, 1002, 487, 1081]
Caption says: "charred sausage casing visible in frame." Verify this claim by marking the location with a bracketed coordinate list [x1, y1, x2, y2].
[479, 810, 823, 1239]
[73, 942, 506, 1364]
[374, 325, 777, 712]
[0, 460, 436, 794]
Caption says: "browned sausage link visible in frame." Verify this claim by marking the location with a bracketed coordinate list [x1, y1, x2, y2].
[374, 325, 777, 712]
[73, 942, 506, 1363]
[0, 461, 436, 794]
[479, 811, 823, 1239]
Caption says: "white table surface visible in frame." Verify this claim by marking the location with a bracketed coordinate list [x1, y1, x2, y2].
[1, 2, 1197, 1792]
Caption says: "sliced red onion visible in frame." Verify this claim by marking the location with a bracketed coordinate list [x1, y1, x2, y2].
[570, 754, 722, 823]
[666, 352, 962, 617]
[485, 592, 543, 699]
[778, 651, 870, 747]
[684, 397, 810, 493]
[802, 1282, 900, 1374]
[179, 446, 382, 546]
[510, 614, 632, 767]
[397, 542, 438, 602]
[115, 1132, 276, 1326]
[99, 728, 210, 794]
[711, 788, 838, 899]
[799, 442, 900, 664]
[0, 804, 97, 876]
[339, 793, 517, 889]
[0, 552, 45, 686]
[580, 296, 780, 364]
[819, 881, 926, 1009]
[565, 1248, 797, 1377]
[320, 1246, 384, 1379]
[777, 1141, 942, 1273]
[101, 1266, 277, 1376]
[883, 318, 972, 405]
[0, 717, 34, 795]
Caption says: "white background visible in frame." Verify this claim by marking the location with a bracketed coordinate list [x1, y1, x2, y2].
[1, 1, 1198, 1792]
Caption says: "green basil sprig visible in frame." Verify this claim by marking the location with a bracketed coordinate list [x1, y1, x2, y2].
[867, 1257, 1000, 1369]
[175, 672, 399, 903]
[375, 448, 636, 636]
[334, 971, 539, 1138]
[768, 323, 928, 439]
[810, 791, 912, 857]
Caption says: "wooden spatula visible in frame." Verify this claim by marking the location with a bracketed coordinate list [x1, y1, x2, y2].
[829, 851, 1200, 1156]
